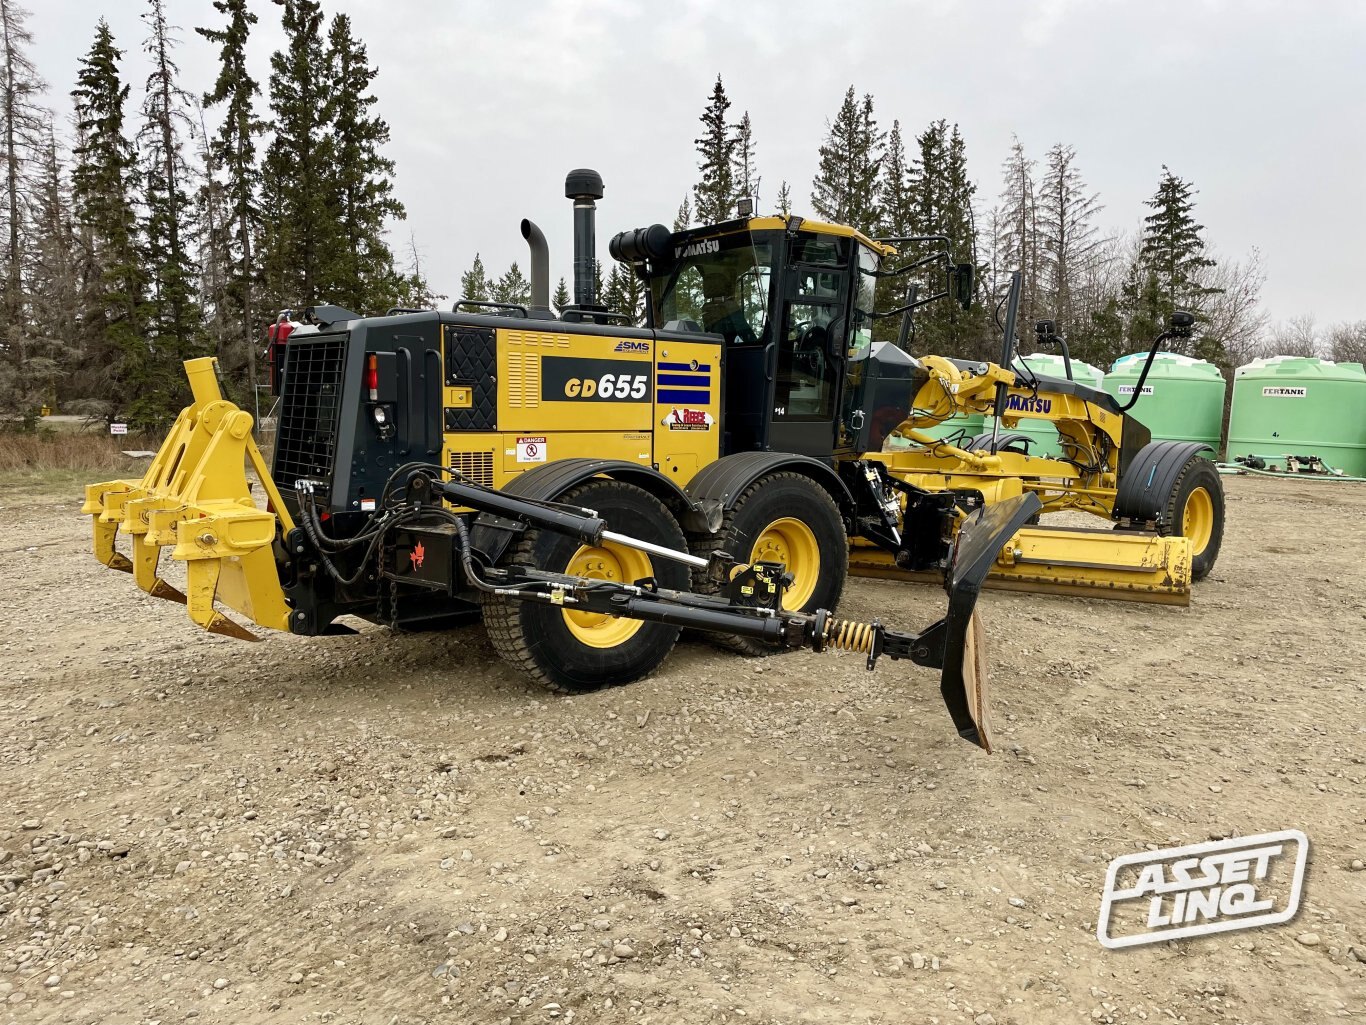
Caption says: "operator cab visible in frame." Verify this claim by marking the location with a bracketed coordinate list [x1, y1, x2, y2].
[648, 217, 886, 460]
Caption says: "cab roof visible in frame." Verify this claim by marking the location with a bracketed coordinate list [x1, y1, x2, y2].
[670, 215, 896, 259]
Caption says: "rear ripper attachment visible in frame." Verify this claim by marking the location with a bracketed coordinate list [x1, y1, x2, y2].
[84, 358, 1038, 752]
[81, 357, 293, 640]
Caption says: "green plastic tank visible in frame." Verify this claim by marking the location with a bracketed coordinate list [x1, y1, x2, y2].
[1103, 352, 1226, 450]
[1226, 356, 1366, 474]
[1010, 354, 1104, 457]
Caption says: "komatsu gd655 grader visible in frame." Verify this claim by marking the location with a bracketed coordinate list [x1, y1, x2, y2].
[84, 168, 1223, 753]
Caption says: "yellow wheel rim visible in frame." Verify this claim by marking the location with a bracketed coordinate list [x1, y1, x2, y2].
[562, 541, 652, 649]
[1182, 486, 1214, 556]
[749, 517, 820, 610]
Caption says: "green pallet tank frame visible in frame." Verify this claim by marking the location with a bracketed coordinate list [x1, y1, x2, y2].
[1227, 356, 1366, 474]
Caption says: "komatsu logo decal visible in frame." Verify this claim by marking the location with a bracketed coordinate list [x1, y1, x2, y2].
[675, 238, 720, 258]
[1006, 394, 1053, 414]
[614, 340, 650, 353]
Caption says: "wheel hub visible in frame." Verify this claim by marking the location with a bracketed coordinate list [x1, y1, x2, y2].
[749, 517, 820, 610]
[562, 541, 652, 648]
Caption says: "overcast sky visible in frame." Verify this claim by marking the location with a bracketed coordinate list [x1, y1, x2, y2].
[26, 0, 1366, 329]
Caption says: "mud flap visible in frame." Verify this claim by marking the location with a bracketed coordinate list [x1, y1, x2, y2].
[910, 493, 1042, 751]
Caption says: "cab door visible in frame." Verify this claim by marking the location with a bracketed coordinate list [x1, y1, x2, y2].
[766, 235, 852, 460]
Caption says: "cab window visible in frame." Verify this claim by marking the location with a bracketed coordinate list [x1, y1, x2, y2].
[774, 302, 841, 420]
[653, 239, 773, 346]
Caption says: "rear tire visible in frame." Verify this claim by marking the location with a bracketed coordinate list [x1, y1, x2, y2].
[690, 472, 847, 656]
[483, 479, 689, 692]
[1158, 455, 1224, 581]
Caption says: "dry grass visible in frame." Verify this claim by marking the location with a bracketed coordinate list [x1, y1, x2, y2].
[0, 431, 150, 486]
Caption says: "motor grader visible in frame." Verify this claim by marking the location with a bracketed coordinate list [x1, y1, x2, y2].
[83, 168, 1221, 753]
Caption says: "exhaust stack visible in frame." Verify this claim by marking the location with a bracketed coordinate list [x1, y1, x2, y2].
[520, 218, 550, 314]
[565, 168, 604, 307]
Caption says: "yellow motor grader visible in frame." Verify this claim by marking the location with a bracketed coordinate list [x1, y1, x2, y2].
[83, 168, 1222, 753]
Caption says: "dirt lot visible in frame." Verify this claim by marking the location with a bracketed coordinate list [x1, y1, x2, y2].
[1, 473, 1362, 1025]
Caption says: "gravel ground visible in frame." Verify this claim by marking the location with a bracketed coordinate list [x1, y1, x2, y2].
[0, 472, 1363, 1025]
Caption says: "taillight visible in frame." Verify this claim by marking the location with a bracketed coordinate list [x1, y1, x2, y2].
[365, 353, 379, 400]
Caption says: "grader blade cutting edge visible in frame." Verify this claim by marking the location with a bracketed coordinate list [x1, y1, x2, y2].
[82, 357, 295, 639]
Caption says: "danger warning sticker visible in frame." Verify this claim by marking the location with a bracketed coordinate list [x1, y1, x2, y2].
[515, 436, 547, 462]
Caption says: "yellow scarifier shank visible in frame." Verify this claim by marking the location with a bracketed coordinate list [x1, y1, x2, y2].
[81, 357, 292, 640]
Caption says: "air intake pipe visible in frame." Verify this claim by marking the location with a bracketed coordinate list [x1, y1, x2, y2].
[520, 218, 550, 313]
[565, 168, 604, 307]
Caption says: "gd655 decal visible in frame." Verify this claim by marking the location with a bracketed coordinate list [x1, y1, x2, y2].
[540, 356, 652, 402]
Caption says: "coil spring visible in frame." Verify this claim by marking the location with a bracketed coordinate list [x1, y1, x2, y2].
[826, 618, 876, 654]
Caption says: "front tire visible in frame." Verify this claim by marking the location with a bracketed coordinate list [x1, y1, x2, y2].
[1159, 455, 1225, 581]
[484, 479, 689, 692]
[690, 472, 847, 655]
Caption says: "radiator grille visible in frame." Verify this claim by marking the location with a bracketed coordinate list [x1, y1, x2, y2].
[449, 449, 494, 488]
[273, 337, 347, 490]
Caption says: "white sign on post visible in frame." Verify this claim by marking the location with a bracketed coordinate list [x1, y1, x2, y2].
[110, 423, 128, 435]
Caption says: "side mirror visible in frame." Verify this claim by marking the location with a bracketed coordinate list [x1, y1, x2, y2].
[953, 263, 974, 310]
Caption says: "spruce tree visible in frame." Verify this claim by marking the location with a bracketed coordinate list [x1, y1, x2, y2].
[1121, 167, 1224, 361]
[552, 276, 569, 313]
[459, 253, 488, 302]
[322, 12, 404, 313]
[872, 119, 913, 340]
[693, 76, 735, 223]
[600, 263, 627, 316]
[810, 86, 882, 232]
[491, 261, 530, 306]
[197, 0, 261, 393]
[619, 266, 647, 324]
[261, 0, 334, 307]
[878, 120, 912, 238]
[1139, 166, 1218, 311]
[903, 121, 983, 357]
[731, 110, 759, 210]
[776, 180, 791, 216]
[71, 20, 147, 422]
[673, 194, 691, 232]
[140, 0, 205, 421]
